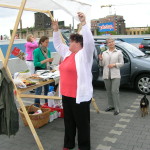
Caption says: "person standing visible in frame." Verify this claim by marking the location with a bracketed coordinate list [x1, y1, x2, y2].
[99, 37, 124, 115]
[52, 12, 95, 150]
[33, 36, 53, 105]
[25, 34, 38, 74]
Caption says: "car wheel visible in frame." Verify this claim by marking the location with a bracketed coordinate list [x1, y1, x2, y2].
[135, 74, 150, 95]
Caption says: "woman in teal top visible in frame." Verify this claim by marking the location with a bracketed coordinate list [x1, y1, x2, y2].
[33, 36, 53, 105]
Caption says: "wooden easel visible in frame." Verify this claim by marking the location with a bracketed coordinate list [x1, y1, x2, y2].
[0, 0, 100, 149]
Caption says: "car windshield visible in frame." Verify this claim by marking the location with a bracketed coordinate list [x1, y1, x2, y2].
[142, 39, 150, 45]
[117, 42, 145, 57]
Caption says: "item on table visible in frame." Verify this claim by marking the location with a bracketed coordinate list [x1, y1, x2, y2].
[11, 47, 25, 60]
[51, 70, 56, 73]
[22, 79, 36, 86]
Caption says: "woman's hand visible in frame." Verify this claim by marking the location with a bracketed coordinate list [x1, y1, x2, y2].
[77, 12, 86, 26]
[108, 64, 116, 68]
[41, 58, 53, 64]
[52, 20, 59, 32]
[45, 58, 53, 62]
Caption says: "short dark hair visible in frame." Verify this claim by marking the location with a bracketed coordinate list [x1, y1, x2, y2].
[70, 34, 83, 47]
[39, 36, 49, 46]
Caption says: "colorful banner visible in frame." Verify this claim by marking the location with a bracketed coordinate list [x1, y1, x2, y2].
[98, 22, 114, 32]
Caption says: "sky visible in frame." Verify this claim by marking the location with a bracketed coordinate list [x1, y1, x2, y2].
[0, 0, 150, 37]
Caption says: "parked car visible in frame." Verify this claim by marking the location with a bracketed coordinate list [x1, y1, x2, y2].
[139, 38, 150, 54]
[92, 38, 150, 95]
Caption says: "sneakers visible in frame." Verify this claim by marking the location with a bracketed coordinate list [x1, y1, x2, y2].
[105, 107, 115, 112]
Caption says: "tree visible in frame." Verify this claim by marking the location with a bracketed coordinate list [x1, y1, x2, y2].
[144, 27, 150, 34]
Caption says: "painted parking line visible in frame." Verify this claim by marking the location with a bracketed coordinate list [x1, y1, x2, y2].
[138, 95, 143, 98]
[103, 137, 117, 143]
[130, 105, 139, 108]
[115, 123, 127, 128]
[109, 129, 122, 135]
[119, 118, 130, 122]
[119, 113, 134, 117]
[96, 144, 111, 150]
[133, 101, 140, 105]
[127, 109, 137, 113]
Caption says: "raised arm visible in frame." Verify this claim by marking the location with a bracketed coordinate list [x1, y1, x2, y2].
[52, 20, 70, 58]
[78, 12, 95, 62]
[26, 41, 38, 49]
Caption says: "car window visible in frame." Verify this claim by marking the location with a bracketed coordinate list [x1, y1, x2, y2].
[116, 46, 129, 63]
[142, 39, 150, 45]
[117, 42, 145, 57]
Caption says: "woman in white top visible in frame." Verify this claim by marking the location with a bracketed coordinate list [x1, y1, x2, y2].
[99, 37, 124, 115]
[52, 12, 94, 150]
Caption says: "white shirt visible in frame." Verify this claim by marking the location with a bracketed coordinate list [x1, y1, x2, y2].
[53, 24, 95, 104]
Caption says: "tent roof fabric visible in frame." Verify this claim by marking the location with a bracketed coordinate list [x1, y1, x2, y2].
[0, 0, 92, 20]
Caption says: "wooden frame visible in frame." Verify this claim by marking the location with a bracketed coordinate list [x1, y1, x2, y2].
[0, 1, 100, 149]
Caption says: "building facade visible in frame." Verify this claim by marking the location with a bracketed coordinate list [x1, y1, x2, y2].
[126, 27, 149, 35]
[14, 12, 71, 39]
[91, 15, 126, 35]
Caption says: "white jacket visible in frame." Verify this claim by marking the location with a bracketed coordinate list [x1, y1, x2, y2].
[53, 24, 95, 104]
[100, 49, 124, 79]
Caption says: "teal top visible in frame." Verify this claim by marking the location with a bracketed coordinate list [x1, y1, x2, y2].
[33, 47, 51, 69]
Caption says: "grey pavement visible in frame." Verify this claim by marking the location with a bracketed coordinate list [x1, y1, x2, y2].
[0, 84, 150, 150]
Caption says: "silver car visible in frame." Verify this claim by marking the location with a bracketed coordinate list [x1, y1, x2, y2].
[92, 39, 150, 94]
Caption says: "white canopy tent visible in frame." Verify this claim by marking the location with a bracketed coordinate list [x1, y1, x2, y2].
[0, 0, 92, 21]
[0, 0, 99, 150]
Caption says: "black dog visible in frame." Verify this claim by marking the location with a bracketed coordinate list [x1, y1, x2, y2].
[140, 94, 149, 117]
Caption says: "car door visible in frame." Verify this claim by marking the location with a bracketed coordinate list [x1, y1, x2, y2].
[92, 44, 102, 81]
[116, 46, 131, 85]
[94, 43, 106, 81]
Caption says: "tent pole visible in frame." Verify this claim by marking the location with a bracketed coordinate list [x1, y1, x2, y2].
[0, 4, 48, 13]
[47, 11, 66, 44]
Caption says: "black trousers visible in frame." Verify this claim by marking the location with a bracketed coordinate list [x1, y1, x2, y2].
[62, 95, 91, 150]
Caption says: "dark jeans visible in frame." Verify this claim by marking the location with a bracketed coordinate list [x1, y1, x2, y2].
[62, 95, 91, 150]
[34, 84, 49, 104]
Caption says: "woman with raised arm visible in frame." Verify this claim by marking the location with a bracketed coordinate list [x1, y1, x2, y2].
[52, 12, 95, 150]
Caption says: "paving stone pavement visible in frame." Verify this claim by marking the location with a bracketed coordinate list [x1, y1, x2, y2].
[0, 85, 150, 150]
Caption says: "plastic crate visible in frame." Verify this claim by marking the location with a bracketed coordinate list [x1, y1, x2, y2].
[42, 103, 64, 118]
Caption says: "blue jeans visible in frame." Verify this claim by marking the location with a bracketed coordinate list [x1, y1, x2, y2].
[34, 84, 49, 104]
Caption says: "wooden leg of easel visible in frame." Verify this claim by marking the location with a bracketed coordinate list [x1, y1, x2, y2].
[0, 49, 44, 150]
[17, 94, 44, 150]
[92, 98, 100, 113]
